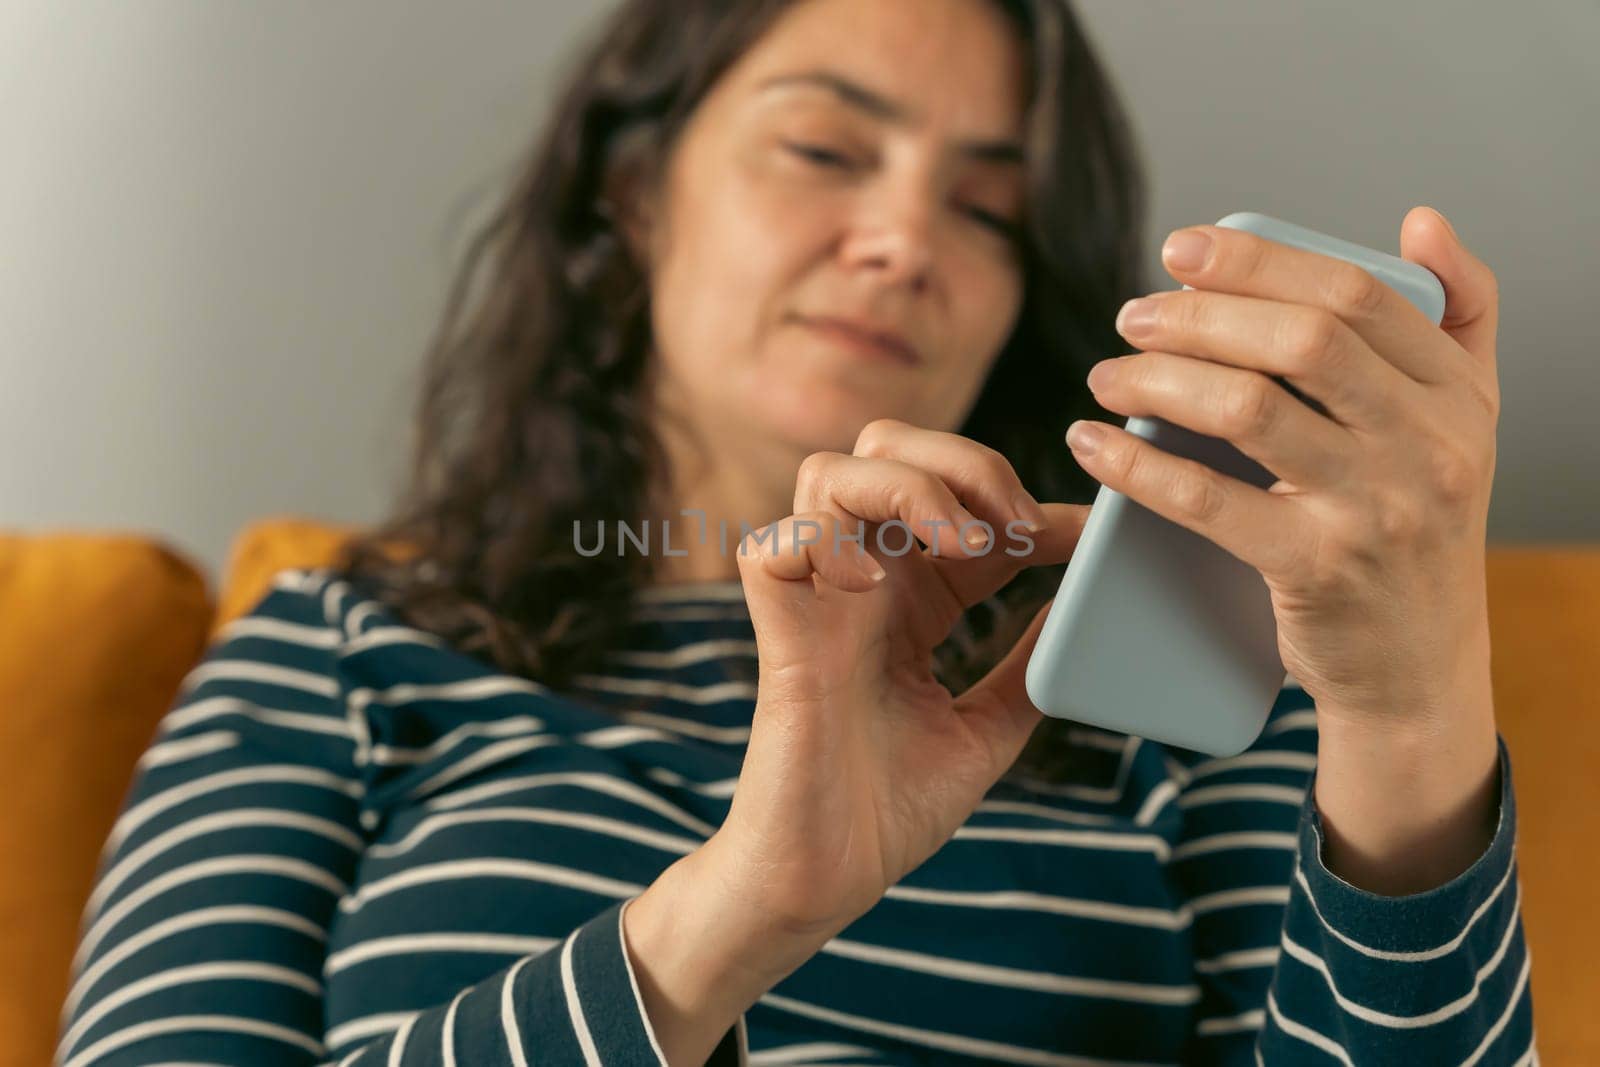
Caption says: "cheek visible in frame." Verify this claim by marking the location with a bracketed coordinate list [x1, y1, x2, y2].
[652, 165, 827, 368]
[949, 255, 1024, 369]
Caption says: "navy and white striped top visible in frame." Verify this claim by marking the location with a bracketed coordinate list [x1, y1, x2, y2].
[57, 566, 1535, 1065]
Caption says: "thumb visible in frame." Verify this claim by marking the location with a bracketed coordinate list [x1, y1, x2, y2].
[955, 596, 1055, 777]
[1400, 205, 1500, 371]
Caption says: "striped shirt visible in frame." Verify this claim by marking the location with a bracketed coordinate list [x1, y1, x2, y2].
[56, 566, 1535, 1065]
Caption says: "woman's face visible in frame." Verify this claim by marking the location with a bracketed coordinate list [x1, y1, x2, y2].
[635, 0, 1029, 460]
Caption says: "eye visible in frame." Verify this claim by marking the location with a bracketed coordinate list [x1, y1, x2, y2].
[962, 204, 1023, 241]
[783, 141, 857, 170]
[783, 137, 1022, 241]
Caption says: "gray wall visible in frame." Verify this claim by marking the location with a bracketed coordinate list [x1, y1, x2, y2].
[2, 1, 1594, 580]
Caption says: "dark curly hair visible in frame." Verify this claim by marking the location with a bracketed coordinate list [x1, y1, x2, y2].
[332, 0, 1149, 786]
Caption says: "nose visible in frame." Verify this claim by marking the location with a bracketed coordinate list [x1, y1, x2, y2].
[837, 180, 936, 293]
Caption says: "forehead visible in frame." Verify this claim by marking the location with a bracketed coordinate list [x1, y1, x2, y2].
[725, 0, 1028, 138]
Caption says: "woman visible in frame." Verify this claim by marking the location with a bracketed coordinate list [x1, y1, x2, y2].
[58, 0, 1532, 1064]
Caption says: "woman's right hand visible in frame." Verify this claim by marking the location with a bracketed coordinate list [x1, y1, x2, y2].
[712, 418, 1092, 940]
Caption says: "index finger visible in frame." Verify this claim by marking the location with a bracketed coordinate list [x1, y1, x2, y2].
[852, 418, 1049, 534]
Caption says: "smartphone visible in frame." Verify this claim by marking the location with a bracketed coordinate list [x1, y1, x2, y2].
[1023, 212, 1447, 756]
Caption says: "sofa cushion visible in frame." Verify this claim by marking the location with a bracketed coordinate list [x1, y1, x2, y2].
[0, 532, 213, 1067]
[1484, 546, 1600, 1063]
[211, 515, 363, 634]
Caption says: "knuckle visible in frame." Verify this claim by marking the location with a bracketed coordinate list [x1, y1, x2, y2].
[1430, 443, 1482, 503]
[1324, 264, 1386, 319]
[973, 442, 1014, 485]
[1168, 292, 1203, 334]
[1467, 378, 1501, 421]
[1221, 375, 1280, 439]
[1371, 489, 1427, 545]
[854, 418, 904, 456]
[1238, 234, 1273, 284]
[1278, 310, 1341, 369]
[795, 451, 839, 496]
[1174, 468, 1227, 523]
[1300, 540, 1350, 596]
[1100, 432, 1134, 479]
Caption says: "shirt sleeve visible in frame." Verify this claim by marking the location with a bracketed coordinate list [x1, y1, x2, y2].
[1167, 687, 1535, 1066]
[55, 569, 750, 1067]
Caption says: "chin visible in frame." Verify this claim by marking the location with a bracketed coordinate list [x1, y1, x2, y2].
[745, 379, 909, 455]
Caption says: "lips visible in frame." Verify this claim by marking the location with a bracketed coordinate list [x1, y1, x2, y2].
[796, 315, 921, 366]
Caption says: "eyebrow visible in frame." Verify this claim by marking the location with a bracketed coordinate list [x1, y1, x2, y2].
[756, 70, 1025, 165]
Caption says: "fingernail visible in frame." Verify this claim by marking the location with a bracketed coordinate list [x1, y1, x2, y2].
[859, 552, 887, 582]
[1162, 228, 1213, 271]
[1066, 420, 1104, 456]
[1087, 358, 1122, 393]
[1115, 297, 1159, 338]
[963, 522, 990, 549]
[1011, 492, 1048, 533]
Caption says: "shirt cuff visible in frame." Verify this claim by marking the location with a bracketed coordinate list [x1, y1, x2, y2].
[616, 895, 751, 1067]
[1297, 734, 1517, 952]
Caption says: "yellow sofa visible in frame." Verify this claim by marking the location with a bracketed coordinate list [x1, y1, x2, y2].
[2, 518, 1596, 1066]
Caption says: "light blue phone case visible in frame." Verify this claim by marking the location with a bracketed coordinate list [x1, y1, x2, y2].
[1023, 212, 1446, 756]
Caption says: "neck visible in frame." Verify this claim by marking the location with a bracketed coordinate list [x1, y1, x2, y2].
[645, 394, 810, 586]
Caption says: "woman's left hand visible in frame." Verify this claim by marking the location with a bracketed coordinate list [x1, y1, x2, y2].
[1068, 206, 1500, 738]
